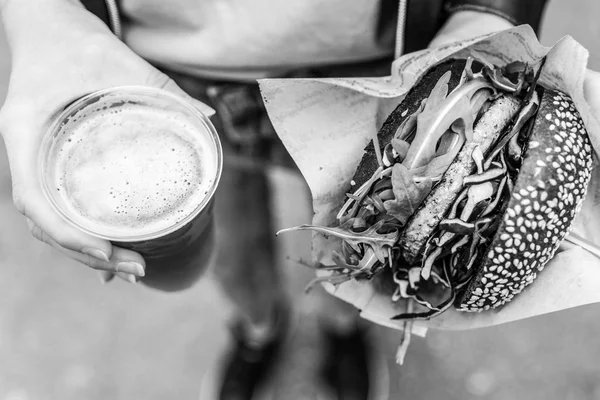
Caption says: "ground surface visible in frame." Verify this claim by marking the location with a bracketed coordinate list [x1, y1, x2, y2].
[2, 2, 600, 400]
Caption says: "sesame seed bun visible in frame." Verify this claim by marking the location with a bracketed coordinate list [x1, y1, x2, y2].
[457, 89, 594, 311]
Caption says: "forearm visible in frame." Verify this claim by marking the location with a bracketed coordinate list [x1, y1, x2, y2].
[1, 0, 82, 18]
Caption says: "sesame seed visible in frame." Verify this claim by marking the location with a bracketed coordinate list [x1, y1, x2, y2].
[517, 217, 524, 226]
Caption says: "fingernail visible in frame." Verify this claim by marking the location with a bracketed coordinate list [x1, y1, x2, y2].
[116, 272, 139, 284]
[122, 273, 138, 284]
[83, 248, 110, 262]
[98, 271, 114, 284]
[116, 261, 145, 277]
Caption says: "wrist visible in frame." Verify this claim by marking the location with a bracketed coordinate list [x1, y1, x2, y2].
[429, 10, 514, 48]
[444, 0, 548, 33]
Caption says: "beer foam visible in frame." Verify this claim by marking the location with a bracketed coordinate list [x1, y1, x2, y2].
[49, 100, 218, 238]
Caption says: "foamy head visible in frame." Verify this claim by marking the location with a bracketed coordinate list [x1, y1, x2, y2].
[41, 88, 221, 240]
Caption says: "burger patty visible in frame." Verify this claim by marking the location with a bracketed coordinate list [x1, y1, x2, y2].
[399, 94, 522, 265]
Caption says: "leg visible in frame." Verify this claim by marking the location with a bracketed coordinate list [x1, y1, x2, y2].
[210, 159, 289, 400]
[211, 160, 283, 328]
[165, 72, 285, 326]
[165, 72, 290, 399]
[314, 290, 373, 400]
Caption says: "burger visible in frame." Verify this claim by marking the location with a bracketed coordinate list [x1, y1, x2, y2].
[280, 54, 594, 320]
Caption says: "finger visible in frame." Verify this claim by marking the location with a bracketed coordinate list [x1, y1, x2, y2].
[97, 270, 115, 284]
[27, 219, 146, 276]
[3, 118, 114, 261]
[158, 77, 216, 117]
[584, 69, 600, 121]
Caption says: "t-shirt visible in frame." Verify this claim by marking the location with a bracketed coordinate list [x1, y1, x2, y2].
[120, 0, 394, 80]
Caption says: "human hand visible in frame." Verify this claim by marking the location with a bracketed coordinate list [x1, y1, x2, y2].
[0, 0, 212, 283]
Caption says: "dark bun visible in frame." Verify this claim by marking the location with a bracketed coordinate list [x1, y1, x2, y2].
[351, 60, 466, 188]
[457, 89, 594, 311]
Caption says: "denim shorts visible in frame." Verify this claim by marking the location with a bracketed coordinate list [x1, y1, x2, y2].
[163, 58, 393, 171]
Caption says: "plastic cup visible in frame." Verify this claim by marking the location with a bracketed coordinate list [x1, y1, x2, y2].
[39, 86, 223, 291]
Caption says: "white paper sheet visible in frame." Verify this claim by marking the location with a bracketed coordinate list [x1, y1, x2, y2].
[259, 25, 600, 332]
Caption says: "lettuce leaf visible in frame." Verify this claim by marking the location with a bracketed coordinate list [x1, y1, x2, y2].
[394, 99, 426, 142]
[403, 75, 494, 170]
[391, 138, 410, 161]
[383, 164, 432, 224]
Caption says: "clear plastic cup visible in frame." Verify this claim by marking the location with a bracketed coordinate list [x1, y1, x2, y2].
[39, 86, 223, 291]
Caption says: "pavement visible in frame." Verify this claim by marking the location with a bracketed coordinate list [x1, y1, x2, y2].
[2, 2, 600, 400]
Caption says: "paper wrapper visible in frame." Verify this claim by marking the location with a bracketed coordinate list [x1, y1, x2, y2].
[259, 25, 600, 333]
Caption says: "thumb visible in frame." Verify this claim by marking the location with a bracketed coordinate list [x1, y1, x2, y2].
[159, 79, 216, 118]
